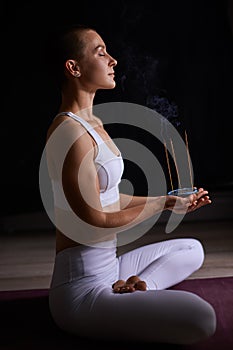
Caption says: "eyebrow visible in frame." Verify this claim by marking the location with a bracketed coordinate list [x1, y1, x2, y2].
[94, 44, 106, 51]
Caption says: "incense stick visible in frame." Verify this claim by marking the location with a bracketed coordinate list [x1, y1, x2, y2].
[184, 130, 194, 190]
[163, 140, 174, 191]
[170, 139, 181, 189]
[164, 131, 194, 193]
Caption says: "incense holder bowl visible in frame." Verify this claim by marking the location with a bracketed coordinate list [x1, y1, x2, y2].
[168, 187, 198, 197]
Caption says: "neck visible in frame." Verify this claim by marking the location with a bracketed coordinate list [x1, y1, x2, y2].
[59, 85, 96, 121]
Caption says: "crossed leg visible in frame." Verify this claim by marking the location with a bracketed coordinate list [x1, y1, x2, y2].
[113, 238, 204, 293]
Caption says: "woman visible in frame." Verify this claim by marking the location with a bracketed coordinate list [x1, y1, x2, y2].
[45, 24, 216, 344]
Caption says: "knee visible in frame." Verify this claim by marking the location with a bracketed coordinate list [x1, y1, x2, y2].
[189, 238, 205, 271]
[185, 297, 217, 344]
[200, 303, 217, 340]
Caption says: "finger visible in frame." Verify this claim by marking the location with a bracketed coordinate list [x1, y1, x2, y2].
[199, 198, 211, 206]
[197, 189, 208, 198]
[193, 197, 211, 210]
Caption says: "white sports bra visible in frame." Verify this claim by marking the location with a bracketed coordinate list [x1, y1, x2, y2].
[52, 112, 124, 208]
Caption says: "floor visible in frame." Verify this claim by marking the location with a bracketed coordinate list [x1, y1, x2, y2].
[0, 216, 232, 291]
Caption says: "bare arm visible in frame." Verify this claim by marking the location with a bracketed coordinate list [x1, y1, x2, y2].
[120, 193, 155, 209]
[120, 190, 210, 213]
[58, 120, 211, 234]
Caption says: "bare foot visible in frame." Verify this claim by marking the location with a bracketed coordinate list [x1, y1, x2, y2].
[112, 275, 147, 293]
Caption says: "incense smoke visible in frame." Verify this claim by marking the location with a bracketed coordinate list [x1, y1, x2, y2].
[117, 45, 181, 129]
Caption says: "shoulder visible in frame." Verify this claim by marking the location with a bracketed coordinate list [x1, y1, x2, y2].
[93, 115, 103, 127]
[46, 114, 90, 142]
[47, 115, 97, 163]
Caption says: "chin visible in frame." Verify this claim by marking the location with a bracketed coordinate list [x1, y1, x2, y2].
[100, 83, 116, 90]
[109, 81, 116, 89]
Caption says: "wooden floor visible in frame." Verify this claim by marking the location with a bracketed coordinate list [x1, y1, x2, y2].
[0, 217, 232, 291]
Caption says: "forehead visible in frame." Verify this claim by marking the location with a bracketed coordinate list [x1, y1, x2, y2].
[81, 30, 106, 50]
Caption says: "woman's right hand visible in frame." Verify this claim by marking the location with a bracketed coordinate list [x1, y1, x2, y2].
[166, 188, 211, 214]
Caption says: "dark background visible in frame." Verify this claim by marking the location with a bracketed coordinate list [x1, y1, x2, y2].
[2, 0, 233, 217]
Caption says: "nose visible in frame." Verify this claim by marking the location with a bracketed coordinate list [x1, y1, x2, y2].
[110, 55, 117, 67]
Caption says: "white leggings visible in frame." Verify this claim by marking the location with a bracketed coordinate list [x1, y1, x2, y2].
[49, 238, 216, 345]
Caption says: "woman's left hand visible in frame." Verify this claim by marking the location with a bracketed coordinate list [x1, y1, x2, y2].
[166, 187, 211, 214]
[186, 187, 211, 213]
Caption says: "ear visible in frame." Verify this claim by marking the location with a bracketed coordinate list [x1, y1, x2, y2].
[65, 59, 81, 77]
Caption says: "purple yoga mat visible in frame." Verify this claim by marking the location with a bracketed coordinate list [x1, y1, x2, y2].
[170, 276, 233, 350]
[0, 288, 49, 301]
[0, 276, 232, 350]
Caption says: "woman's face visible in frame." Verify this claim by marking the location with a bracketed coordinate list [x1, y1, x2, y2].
[77, 30, 117, 91]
